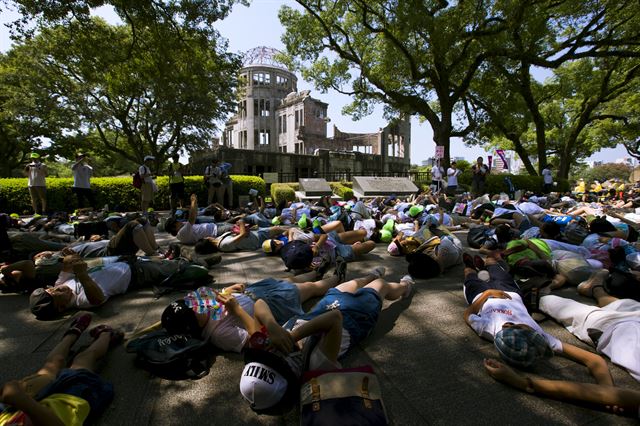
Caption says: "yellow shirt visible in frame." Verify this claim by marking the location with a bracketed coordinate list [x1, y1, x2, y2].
[0, 393, 90, 426]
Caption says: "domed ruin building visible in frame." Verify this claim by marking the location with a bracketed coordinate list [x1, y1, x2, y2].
[209, 47, 410, 180]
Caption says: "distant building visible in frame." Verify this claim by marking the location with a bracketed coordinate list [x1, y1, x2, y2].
[219, 47, 410, 177]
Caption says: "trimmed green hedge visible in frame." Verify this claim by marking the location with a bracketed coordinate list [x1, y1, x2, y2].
[330, 182, 354, 200]
[458, 172, 570, 194]
[0, 175, 266, 213]
[270, 183, 296, 205]
[269, 181, 355, 205]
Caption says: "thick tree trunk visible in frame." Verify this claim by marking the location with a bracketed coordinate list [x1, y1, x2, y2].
[508, 136, 538, 175]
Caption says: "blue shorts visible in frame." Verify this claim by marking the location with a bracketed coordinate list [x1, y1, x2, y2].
[245, 278, 304, 324]
[327, 231, 355, 262]
[298, 288, 382, 346]
[36, 368, 114, 419]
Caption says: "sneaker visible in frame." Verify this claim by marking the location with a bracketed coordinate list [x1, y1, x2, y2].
[400, 275, 415, 299]
[64, 313, 92, 337]
[333, 256, 347, 282]
[370, 266, 386, 278]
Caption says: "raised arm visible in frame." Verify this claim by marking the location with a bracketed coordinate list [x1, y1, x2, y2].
[71, 259, 106, 306]
[253, 299, 294, 353]
[188, 194, 198, 225]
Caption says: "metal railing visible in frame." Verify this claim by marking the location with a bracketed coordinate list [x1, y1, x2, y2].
[274, 170, 431, 183]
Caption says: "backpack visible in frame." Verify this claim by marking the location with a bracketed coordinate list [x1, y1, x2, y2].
[300, 365, 389, 426]
[126, 330, 211, 380]
[467, 226, 491, 249]
[562, 222, 589, 245]
[280, 240, 314, 271]
[132, 171, 143, 189]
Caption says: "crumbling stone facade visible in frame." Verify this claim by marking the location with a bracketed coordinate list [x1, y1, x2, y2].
[220, 47, 411, 177]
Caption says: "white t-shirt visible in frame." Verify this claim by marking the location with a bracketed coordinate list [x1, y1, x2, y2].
[139, 165, 152, 183]
[56, 262, 132, 308]
[201, 293, 254, 352]
[72, 163, 93, 189]
[447, 168, 459, 186]
[468, 292, 563, 353]
[176, 222, 218, 244]
[27, 162, 47, 187]
[431, 166, 443, 180]
[353, 219, 377, 239]
[542, 168, 553, 184]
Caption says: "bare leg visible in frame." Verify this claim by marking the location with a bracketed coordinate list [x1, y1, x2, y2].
[337, 229, 367, 244]
[295, 275, 340, 302]
[352, 240, 376, 256]
[143, 223, 159, 250]
[363, 278, 409, 301]
[321, 221, 345, 234]
[550, 274, 567, 290]
[34, 334, 77, 380]
[132, 225, 156, 255]
[335, 274, 378, 294]
[70, 333, 111, 372]
[288, 270, 319, 283]
[593, 286, 619, 308]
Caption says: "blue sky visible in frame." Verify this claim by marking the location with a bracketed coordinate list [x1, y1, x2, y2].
[0, 0, 631, 166]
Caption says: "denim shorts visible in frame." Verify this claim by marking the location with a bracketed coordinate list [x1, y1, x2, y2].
[245, 278, 304, 324]
[37, 368, 114, 419]
[301, 288, 382, 346]
[327, 231, 355, 262]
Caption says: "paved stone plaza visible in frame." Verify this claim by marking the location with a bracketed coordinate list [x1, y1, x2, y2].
[1, 228, 639, 425]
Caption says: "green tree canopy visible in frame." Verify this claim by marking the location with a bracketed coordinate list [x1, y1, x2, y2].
[0, 17, 241, 171]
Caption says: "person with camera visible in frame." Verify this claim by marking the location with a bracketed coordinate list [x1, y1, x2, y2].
[23, 153, 48, 215]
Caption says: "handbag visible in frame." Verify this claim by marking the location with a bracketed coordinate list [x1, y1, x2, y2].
[300, 366, 388, 426]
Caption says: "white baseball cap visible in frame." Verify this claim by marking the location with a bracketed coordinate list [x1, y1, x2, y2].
[239, 362, 288, 410]
[239, 348, 298, 414]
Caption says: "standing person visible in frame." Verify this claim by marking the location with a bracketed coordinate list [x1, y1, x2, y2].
[220, 161, 234, 208]
[446, 161, 461, 195]
[139, 156, 155, 213]
[471, 156, 490, 196]
[204, 158, 223, 205]
[542, 165, 553, 194]
[167, 154, 185, 213]
[71, 153, 95, 209]
[23, 153, 47, 215]
[431, 160, 444, 194]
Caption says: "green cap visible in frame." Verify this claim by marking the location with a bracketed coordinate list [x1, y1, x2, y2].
[383, 218, 395, 232]
[30, 152, 40, 159]
[298, 213, 308, 229]
[380, 229, 392, 243]
[409, 205, 424, 217]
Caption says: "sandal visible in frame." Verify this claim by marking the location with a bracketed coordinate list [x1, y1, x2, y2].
[473, 255, 485, 271]
[64, 313, 92, 337]
[89, 325, 124, 347]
